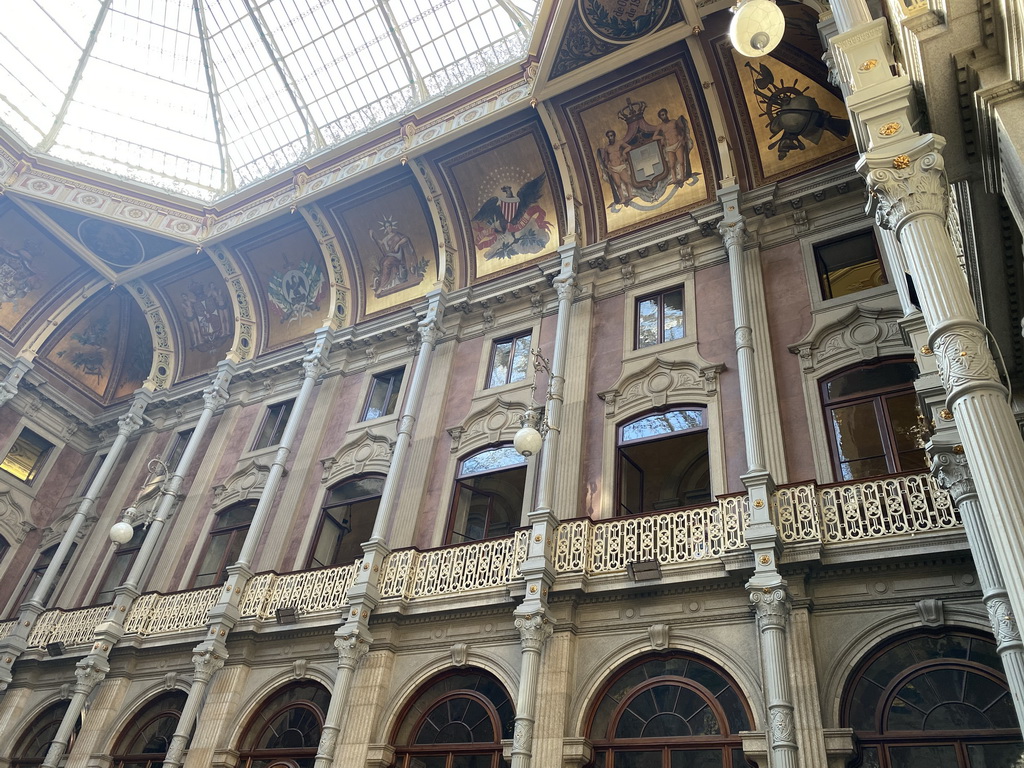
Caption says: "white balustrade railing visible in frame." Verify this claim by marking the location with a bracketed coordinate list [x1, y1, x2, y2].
[0, 620, 15, 641]
[27, 605, 109, 649]
[817, 472, 957, 542]
[16, 473, 959, 653]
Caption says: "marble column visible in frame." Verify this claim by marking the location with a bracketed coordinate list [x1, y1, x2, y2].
[750, 588, 798, 768]
[0, 386, 152, 691]
[510, 246, 576, 768]
[312, 296, 444, 767]
[163, 332, 331, 768]
[930, 441, 1024, 722]
[37, 362, 235, 768]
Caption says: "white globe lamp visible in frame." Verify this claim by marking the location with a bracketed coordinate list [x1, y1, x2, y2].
[109, 521, 135, 545]
[729, 0, 786, 57]
[513, 425, 543, 457]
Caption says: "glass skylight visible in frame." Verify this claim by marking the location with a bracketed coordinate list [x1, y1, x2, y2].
[0, 0, 539, 201]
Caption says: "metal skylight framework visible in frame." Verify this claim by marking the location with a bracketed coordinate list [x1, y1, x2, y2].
[0, 0, 539, 200]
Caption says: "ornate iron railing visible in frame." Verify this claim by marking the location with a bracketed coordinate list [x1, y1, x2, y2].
[19, 473, 957, 651]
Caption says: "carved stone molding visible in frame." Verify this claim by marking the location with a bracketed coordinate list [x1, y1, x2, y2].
[915, 598, 944, 626]
[750, 586, 791, 631]
[931, 325, 1001, 395]
[446, 397, 532, 455]
[320, 431, 394, 485]
[212, 459, 275, 508]
[789, 306, 907, 374]
[648, 623, 670, 650]
[929, 447, 975, 502]
[0, 491, 31, 543]
[598, 357, 722, 419]
[864, 145, 949, 234]
[515, 613, 553, 652]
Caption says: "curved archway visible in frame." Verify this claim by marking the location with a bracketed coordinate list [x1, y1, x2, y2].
[585, 652, 754, 767]
[10, 700, 81, 768]
[841, 628, 1024, 767]
[390, 668, 514, 768]
[110, 690, 187, 768]
[237, 681, 331, 768]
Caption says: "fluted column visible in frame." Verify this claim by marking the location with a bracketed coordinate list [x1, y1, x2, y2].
[37, 361, 235, 768]
[163, 333, 331, 768]
[931, 443, 1024, 722]
[312, 296, 444, 767]
[0, 356, 33, 407]
[0, 386, 152, 691]
[751, 588, 798, 768]
[509, 246, 576, 768]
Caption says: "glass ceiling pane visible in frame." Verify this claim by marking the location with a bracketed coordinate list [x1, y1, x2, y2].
[0, 0, 540, 201]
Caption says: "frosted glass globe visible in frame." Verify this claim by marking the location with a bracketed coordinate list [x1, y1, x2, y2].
[110, 521, 135, 544]
[514, 425, 543, 457]
[729, 0, 786, 57]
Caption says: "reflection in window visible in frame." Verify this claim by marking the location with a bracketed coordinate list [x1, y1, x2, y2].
[843, 630, 1024, 767]
[9, 543, 77, 617]
[309, 475, 384, 568]
[111, 691, 187, 768]
[392, 670, 513, 768]
[814, 229, 887, 300]
[96, 524, 147, 603]
[449, 446, 527, 543]
[588, 653, 753, 768]
[10, 701, 80, 768]
[192, 502, 257, 588]
[253, 400, 295, 450]
[487, 332, 532, 388]
[636, 287, 685, 348]
[238, 682, 330, 768]
[822, 360, 927, 481]
[618, 408, 711, 516]
[1, 428, 54, 484]
[362, 368, 405, 420]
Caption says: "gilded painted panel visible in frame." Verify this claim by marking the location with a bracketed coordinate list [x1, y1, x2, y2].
[236, 223, 328, 351]
[160, 263, 234, 380]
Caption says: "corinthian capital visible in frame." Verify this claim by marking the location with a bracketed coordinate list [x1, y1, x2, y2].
[862, 139, 949, 233]
[117, 411, 145, 437]
[750, 586, 790, 630]
[718, 219, 746, 250]
[555, 273, 577, 303]
[74, 656, 110, 694]
[336, 631, 371, 667]
[191, 650, 225, 682]
[928, 446, 975, 504]
[515, 613, 553, 651]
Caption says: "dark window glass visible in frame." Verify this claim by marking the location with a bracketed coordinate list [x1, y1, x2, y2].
[96, 525, 148, 604]
[636, 287, 685, 348]
[239, 682, 330, 768]
[253, 400, 294, 450]
[9, 543, 77, 617]
[0, 534, 8, 568]
[822, 360, 926, 481]
[814, 230, 887, 300]
[165, 429, 194, 473]
[617, 409, 711, 516]
[309, 475, 385, 569]
[11, 701, 80, 767]
[487, 332, 532, 388]
[1, 428, 54, 484]
[192, 502, 257, 587]
[80, 453, 108, 495]
[111, 691, 187, 768]
[843, 630, 1024, 768]
[363, 368, 405, 420]
[393, 670, 512, 768]
[588, 653, 752, 768]
[448, 446, 527, 543]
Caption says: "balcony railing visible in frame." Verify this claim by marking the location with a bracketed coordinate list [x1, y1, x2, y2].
[13, 472, 957, 652]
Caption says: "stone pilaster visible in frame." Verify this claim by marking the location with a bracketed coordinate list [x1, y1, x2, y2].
[750, 587, 798, 768]
[510, 614, 553, 768]
[162, 651, 226, 768]
[313, 629, 371, 768]
[41, 656, 109, 768]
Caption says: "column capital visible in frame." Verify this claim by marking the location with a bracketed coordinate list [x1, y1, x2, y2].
[750, 585, 791, 630]
[191, 650, 226, 682]
[336, 629, 372, 668]
[554, 274, 577, 303]
[718, 219, 747, 250]
[515, 613, 553, 652]
[74, 655, 110, 694]
[928, 443, 976, 504]
[860, 135, 949, 235]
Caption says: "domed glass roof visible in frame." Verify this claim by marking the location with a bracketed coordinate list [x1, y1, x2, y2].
[0, 0, 539, 201]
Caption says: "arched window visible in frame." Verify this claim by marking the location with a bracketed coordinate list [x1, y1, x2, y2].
[821, 359, 927, 481]
[111, 691, 186, 768]
[617, 408, 711, 516]
[308, 474, 384, 569]
[843, 629, 1024, 767]
[448, 445, 527, 543]
[11, 701, 80, 768]
[586, 653, 753, 767]
[192, 501, 258, 588]
[238, 682, 330, 768]
[391, 669, 514, 768]
[9, 542, 78, 617]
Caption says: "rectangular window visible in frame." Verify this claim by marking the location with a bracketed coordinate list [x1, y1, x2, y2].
[487, 332, 532, 388]
[814, 230, 887, 300]
[95, 525, 146, 604]
[165, 428, 194, 472]
[0, 428, 54, 484]
[362, 368, 405, 421]
[636, 288, 685, 349]
[9, 543, 76, 616]
[252, 400, 294, 450]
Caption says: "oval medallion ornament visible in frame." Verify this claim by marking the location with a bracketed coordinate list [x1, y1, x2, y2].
[578, 0, 672, 43]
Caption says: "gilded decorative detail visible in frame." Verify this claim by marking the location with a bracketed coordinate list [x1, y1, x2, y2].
[516, 613, 553, 651]
[892, 154, 911, 169]
[931, 326, 1001, 393]
[859, 59, 879, 71]
[879, 122, 901, 136]
[865, 150, 949, 231]
[750, 586, 790, 630]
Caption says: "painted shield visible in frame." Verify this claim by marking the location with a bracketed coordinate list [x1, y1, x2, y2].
[627, 140, 667, 188]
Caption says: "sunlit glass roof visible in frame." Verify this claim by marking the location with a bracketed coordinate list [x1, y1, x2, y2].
[0, 0, 539, 201]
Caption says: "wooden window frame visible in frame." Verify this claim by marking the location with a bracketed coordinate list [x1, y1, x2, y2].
[486, 331, 532, 389]
[252, 400, 295, 451]
[308, 475, 385, 569]
[191, 502, 257, 588]
[813, 229, 887, 301]
[361, 367, 405, 421]
[446, 445, 527, 544]
[0, 428, 55, 485]
[635, 286, 686, 349]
